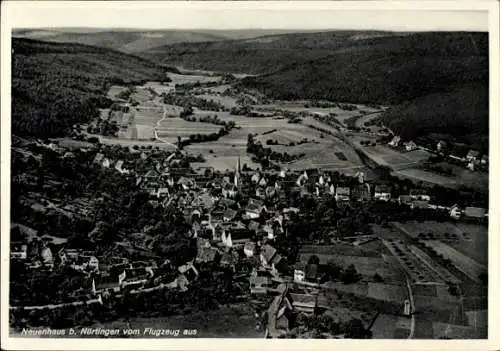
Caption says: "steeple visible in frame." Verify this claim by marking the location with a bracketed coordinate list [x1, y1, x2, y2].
[234, 155, 241, 188]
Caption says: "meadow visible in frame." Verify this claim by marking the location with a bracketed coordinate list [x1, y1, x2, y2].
[391, 221, 487, 266]
[422, 240, 486, 283]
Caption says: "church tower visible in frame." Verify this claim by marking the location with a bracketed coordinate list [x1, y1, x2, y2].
[234, 155, 241, 188]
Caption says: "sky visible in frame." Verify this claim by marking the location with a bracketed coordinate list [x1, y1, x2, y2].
[3, 1, 490, 32]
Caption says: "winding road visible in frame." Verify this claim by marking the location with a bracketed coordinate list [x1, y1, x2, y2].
[152, 106, 179, 149]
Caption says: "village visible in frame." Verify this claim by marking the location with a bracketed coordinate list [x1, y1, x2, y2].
[10, 128, 488, 338]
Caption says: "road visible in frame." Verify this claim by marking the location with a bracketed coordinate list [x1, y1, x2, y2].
[153, 106, 179, 149]
[405, 276, 416, 339]
[265, 283, 287, 338]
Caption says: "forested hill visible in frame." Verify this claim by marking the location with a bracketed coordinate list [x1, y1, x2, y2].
[237, 32, 488, 150]
[239, 32, 488, 105]
[12, 38, 175, 137]
[143, 31, 409, 75]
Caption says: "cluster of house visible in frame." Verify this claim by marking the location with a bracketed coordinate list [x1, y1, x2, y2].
[388, 136, 417, 152]
[92, 152, 131, 174]
[91, 260, 200, 298]
[388, 136, 488, 171]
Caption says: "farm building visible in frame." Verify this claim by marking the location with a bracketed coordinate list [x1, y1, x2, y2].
[260, 244, 278, 267]
[374, 185, 392, 201]
[388, 136, 401, 147]
[404, 141, 418, 152]
[92, 274, 122, 296]
[10, 243, 28, 260]
[249, 275, 272, 294]
[287, 293, 317, 314]
[449, 204, 462, 219]
[409, 189, 431, 201]
[466, 150, 480, 162]
[437, 140, 447, 151]
[294, 263, 306, 282]
[335, 186, 351, 202]
[221, 227, 254, 248]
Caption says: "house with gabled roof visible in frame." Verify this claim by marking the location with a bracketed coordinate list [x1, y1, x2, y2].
[93, 153, 104, 165]
[287, 293, 317, 314]
[223, 208, 238, 222]
[260, 244, 277, 267]
[388, 136, 401, 147]
[245, 202, 266, 219]
[405, 141, 418, 152]
[374, 185, 391, 201]
[249, 275, 272, 294]
[409, 189, 431, 201]
[221, 227, 254, 248]
[466, 150, 480, 162]
[102, 158, 112, 168]
[335, 186, 351, 202]
[92, 273, 122, 296]
[144, 169, 161, 181]
[121, 267, 155, 290]
[10, 243, 28, 260]
[244, 241, 257, 257]
[177, 176, 194, 190]
[351, 184, 371, 201]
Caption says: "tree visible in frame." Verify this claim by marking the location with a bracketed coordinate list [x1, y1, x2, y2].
[341, 264, 361, 284]
[307, 255, 320, 265]
[345, 318, 370, 338]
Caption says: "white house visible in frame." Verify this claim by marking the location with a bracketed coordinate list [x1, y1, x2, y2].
[388, 136, 401, 147]
[437, 140, 447, 151]
[405, 141, 417, 152]
[244, 242, 256, 257]
[102, 158, 111, 168]
[466, 150, 480, 162]
[449, 204, 462, 219]
[294, 264, 306, 283]
[374, 185, 391, 202]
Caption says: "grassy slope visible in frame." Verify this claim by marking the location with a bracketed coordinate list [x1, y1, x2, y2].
[12, 38, 173, 137]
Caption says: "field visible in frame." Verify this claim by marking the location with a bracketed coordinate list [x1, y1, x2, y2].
[107, 85, 128, 100]
[422, 240, 486, 283]
[130, 88, 155, 103]
[188, 112, 366, 172]
[168, 72, 222, 85]
[353, 139, 432, 170]
[354, 112, 385, 131]
[299, 243, 381, 258]
[254, 101, 383, 121]
[366, 283, 407, 304]
[134, 107, 163, 125]
[133, 107, 164, 140]
[432, 322, 483, 339]
[371, 314, 411, 339]
[317, 255, 400, 278]
[197, 94, 239, 109]
[392, 168, 463, 188]
[382, 239, 445, 284]
[140, 81, 176, 95]
[392, 221, 488, 265]
[429, 162, 489, 192]
[156, 118, 221, 140]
